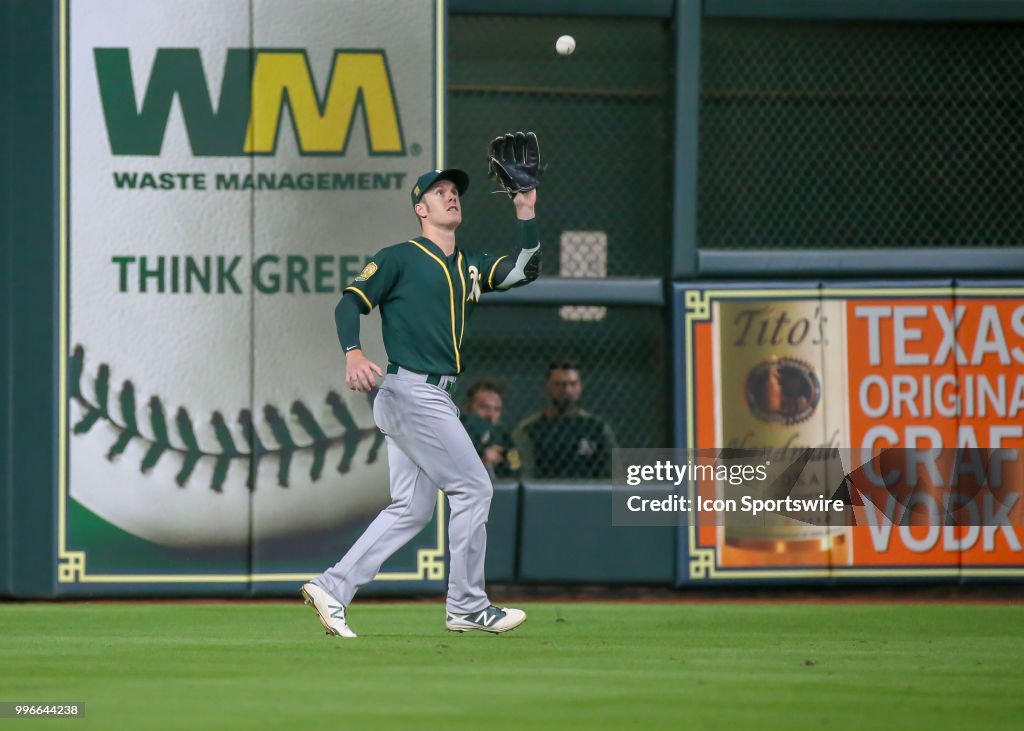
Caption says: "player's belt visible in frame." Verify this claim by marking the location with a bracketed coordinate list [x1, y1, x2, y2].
[386, 363, 457, 398]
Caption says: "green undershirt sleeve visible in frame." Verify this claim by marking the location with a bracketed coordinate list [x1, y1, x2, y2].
[492, 218, 541, 290]
[334, 291, 367, 353]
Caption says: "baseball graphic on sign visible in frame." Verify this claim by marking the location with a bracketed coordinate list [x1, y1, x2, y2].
[67, 0, 438, 549]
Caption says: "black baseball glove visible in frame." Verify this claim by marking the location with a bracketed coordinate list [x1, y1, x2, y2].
[488, 131, 543, 198]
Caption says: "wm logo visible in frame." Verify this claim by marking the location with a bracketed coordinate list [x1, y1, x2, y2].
[95, 48, 405, 156]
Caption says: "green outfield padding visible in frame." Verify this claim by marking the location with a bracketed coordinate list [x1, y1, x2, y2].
[485, 481, 520, 582]
[518, 482, 674, 582]
[3, 0, 59, 600]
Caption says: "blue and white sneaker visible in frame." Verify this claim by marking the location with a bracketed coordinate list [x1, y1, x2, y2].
[445, 605, 526, 634]
[301, 582, 357, 638]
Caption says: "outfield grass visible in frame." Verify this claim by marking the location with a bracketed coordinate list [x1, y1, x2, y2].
[2, 601, 1022, 730]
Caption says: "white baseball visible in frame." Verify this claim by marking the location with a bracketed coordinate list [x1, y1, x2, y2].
[555, 34, 576, 57]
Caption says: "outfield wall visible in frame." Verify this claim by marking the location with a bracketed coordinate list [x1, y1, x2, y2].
[2, 0, 1022, 597]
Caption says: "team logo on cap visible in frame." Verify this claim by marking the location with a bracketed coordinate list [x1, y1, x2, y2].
[355, 262, 378, 281]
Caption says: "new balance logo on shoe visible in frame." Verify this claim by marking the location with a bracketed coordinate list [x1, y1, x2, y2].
[475, 610, 498, 627]
[445, 605, 526, 634]
[301, 583, 357, 639]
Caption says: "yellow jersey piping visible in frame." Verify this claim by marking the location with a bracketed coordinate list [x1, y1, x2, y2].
[343, 286, 373, 311]
[457, 251, 467, 347]
[487, 256, 507, 291]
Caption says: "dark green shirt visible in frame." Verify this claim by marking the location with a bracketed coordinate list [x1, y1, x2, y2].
[512, 410, 617, 480]
[343, 236, 506, 375]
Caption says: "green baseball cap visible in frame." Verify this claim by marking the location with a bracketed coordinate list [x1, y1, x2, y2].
[411, 168, 470, 205]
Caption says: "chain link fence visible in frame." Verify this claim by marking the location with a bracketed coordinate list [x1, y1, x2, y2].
[446, 14, 674, 477]
[448, 14, 673, 276]
[456, 305, 670, 478]
[444, 13, 1024, 477]
[698, 18, 1024, 250]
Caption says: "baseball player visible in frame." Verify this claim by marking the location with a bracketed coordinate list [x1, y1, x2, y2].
[302, 132, 543, 637]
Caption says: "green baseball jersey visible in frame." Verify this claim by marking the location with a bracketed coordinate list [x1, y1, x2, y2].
[344, 236, 506, 375]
